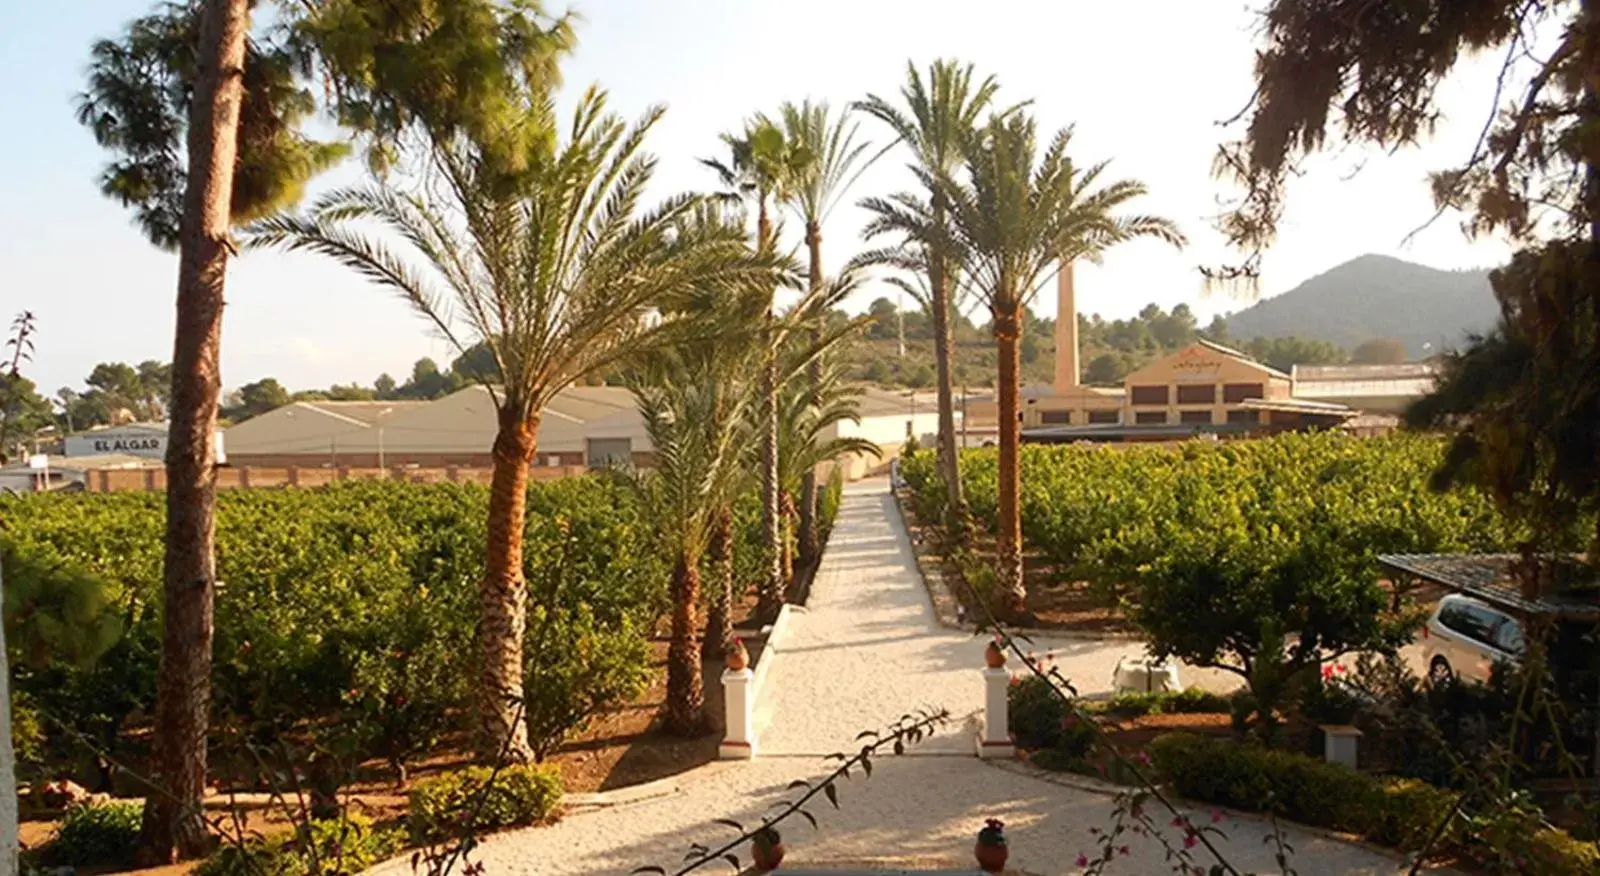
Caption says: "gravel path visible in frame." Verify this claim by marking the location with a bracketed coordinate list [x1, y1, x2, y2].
[376, 479, 1435, 875]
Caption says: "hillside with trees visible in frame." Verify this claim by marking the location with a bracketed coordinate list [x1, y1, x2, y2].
[836, 298, 1348, 389]
[1224, 254, 1496, 356]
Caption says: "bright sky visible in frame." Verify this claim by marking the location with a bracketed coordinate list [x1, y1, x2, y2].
[3, 0, 1516, 396]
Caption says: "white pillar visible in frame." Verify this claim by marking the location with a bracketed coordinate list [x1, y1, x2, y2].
[719, 668, 756, 760]
[1320, 725, 1361, 769]
[978, 667, 1014, 758]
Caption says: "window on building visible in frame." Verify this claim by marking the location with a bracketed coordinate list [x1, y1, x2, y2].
[1179, 410, 1212, 425]
[1176, 384, 1216, 404]
[1130, 385, 1168, 406]
[1226, 409, 1260, 425]
[1134, 411, 1167, 425]
[1223, 382, 1265, 403]
[1088, 410, 1119, 424]
[1040, 410, 1071, 425]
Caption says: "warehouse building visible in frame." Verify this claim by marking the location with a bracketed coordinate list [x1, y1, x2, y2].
[223, 383, 943, 476]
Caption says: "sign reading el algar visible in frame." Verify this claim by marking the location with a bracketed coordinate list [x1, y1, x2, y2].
[65, 427, 169, 459]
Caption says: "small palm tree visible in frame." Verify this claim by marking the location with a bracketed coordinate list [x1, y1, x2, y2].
[941, 114, 1184, 608]
[858, 60, 1012, 536]
[776, 353, 881, 584]
[702, 120, 810, 622]
[633, 320, 762, 734]
[248, 88, 777, 762]
[773, 100, 879, 569]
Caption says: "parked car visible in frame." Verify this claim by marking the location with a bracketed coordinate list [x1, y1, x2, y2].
[1423, 594, 1524, 686]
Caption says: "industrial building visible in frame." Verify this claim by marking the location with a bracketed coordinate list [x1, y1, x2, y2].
[968, 264, 1440, 443]
[222, 383, 946, 477]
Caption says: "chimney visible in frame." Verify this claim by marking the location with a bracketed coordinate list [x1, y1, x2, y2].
[1054, 261, 1079, 391]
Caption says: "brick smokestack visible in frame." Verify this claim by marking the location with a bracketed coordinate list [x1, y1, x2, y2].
[1054, 261, 1079, 391]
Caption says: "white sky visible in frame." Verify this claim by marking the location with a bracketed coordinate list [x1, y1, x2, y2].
[3, 0, 1516, 395]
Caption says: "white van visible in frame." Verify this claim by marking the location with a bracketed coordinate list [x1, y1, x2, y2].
[1423, 594, 1524, 686]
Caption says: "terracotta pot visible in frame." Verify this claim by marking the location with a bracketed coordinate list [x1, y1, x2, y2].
[752, 840, 785, 871]
[726, 642, 750, 672]
[984, 641, 1007, 669]
[974, 841, 1008, 873]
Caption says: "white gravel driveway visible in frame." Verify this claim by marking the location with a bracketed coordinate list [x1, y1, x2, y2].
[374, 479, 1438, 875]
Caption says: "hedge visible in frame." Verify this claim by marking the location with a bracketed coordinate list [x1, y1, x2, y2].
[1150, 733, 1597, 874]
[409, 764, 563, 844]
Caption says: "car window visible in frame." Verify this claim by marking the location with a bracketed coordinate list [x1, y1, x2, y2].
[1438, 600, 1500, 645]
[1492, 619, 1525, 655]
[1463, 604, 1505, 646]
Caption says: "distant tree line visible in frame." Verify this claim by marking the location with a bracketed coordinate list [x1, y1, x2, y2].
[845, 297, 1367, 388]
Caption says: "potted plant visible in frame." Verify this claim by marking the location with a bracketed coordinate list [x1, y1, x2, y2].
[751, 825, 784, 871]
[974, 817, 1007, 872]
[985, 638, 1007, 669]
[726, 637, 750, 672]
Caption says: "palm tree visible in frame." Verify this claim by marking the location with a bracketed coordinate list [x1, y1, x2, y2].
[633, 316, 763, 734]
[940, 114, 1183, 608]
[772, 100, 878, 570]
[248, 88, 776, 762]
[702, 120, 808, 622]
[857, 60, 1009, 537]
[776, 352, 882, 585]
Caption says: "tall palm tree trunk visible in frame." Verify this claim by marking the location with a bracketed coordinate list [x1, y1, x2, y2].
[779, 490, 797, 592]
[993, 307, 1026, 612]
[480, 408, 538, 763]
[666, 555, 705, 735]
[758, 350, 783, 621]
[138, 0, 248, 862]
[796, 223, 824, 569]
[701, 505, 734, 660]
[928, 220, 965, 533]
[756, 203, 783, 622]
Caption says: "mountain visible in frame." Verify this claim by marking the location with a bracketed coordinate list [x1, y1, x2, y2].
[1224, 254, 1498, 357]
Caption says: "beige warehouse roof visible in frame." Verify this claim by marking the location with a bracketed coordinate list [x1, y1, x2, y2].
[223, 385, 650, 458]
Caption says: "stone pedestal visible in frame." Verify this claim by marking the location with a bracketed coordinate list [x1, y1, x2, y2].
[719, 668, 755, 759]
[978, 667, 1014, 758]
[1320, 725, 1361, 769]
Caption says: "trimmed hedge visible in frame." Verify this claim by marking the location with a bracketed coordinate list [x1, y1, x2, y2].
[1150, 733, 1597, 874]
[1101, 688, 1230, 718]
[409, 764, 563, 844]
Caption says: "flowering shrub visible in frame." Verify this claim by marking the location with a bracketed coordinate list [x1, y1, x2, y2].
[1008, 673, 1094, 767]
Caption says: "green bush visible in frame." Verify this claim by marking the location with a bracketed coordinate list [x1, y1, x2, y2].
[41, 801, 142, 867]
[1151, 733, 1467, 856]
[409, 764, 563, 844]
[1008, 674, 1095, 765]
[197, 814, 404, 876]
[2, 476, 669, 784]
[1102, 688, 1229, 718]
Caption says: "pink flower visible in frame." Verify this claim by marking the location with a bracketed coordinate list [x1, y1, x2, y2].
[1210, 808, 1224, 824]
[1171, 816, 1186, 828]
[1321, 664, 1335, 680]
[1135, 750, 1152, 766]
[1118, 845, 1130, 857]
[1075, 854, 1088, 868]
[1183, 834, 1198, 849]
